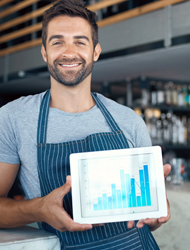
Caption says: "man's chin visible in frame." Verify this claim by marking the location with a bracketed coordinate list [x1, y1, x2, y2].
[58, 79, 81, 87]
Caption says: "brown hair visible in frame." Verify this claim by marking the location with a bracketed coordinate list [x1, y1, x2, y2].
[42, 0, 98, 50]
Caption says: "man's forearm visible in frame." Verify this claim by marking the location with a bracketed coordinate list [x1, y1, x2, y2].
[0, 197, 42, 228]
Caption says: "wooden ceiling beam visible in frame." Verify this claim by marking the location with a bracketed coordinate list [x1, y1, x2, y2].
[0, 0, 40, 19]
[0, 0, 15, 8]
[97, 0, 187, 28]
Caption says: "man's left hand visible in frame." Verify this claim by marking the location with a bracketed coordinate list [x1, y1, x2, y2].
[127, 164, 171, 231]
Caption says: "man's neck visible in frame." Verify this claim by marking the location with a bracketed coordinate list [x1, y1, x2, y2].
[50, 78, 95, 113]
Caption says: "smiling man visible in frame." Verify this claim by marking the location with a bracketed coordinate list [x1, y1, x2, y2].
[0, 0, 170, 249]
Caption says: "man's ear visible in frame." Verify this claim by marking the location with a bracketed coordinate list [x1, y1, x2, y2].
[93, 43, 102, 62]
[41, 45, 47, 63]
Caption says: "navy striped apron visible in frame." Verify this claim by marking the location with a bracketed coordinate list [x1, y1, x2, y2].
[37, 90, 160, 250]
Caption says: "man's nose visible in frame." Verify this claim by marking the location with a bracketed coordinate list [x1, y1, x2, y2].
[62, 44, 76, 59]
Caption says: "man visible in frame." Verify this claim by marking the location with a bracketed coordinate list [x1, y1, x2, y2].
[0, 0, 170, 249]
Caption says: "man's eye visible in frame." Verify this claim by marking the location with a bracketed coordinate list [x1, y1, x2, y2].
[53, 42, 61, 45]
[77, 41, 85, 45]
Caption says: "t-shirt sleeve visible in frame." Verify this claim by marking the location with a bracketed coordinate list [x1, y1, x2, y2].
[135, 115, 152, 147]
[0, 105, 20, 164]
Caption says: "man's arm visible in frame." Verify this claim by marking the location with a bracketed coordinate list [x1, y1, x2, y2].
[0, 162, 92, 231]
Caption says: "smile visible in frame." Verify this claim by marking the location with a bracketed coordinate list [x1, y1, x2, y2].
[60, 63, 81, 67]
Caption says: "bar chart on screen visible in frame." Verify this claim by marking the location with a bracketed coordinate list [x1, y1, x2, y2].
[79, 153, 158, 218]
[93, 164, 151, 211]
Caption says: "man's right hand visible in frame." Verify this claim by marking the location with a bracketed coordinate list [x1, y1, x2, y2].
[0, 162, 92, 231]
[38, 175, 93, 232]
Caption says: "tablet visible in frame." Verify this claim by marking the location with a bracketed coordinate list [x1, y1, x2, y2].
[70, 146, 167, 224]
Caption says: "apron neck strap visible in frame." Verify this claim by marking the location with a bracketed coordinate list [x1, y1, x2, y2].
[37, 90, 51, 144]
[37, 90, 122, 144]
[91, 92, 122, 132]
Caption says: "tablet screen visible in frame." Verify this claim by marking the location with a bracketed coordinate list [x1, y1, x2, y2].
[79, 153, 158, 218]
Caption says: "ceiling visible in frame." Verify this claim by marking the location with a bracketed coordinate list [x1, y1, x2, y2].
[0, 43, 190, 95]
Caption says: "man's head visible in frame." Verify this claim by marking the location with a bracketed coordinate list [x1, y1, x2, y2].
[42, 0, 98, 50]
[41, 1, 101, 87]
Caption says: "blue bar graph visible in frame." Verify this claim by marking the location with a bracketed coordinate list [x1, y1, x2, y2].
[125, 174, 132, 207]
[144, 165, 151, 206]
[131, 178, 137, 207]
[137, 196, 141, 207]
[103, 194, 107, 210]
[94, 164, 152, 211]
[139, 169, 146, 206]
[93, 204, 98, 210]
[120, 170, 127, 208]
[116, 190, 122, 208]
[108, 197, 112, 209]
[111, 184, 117, 209]
[98, 197, 102, 210]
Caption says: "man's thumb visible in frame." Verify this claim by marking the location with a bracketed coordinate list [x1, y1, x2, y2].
[60, 175, 71, 196]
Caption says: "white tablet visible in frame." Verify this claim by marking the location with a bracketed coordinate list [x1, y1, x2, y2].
[70, 146, 167, 224]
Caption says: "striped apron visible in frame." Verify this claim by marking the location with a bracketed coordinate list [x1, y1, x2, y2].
[37, 90, 160, 250]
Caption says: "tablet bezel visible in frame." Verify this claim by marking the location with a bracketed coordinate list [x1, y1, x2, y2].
[70, 146, 167, 224]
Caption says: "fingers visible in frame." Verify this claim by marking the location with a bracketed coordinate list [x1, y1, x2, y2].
[136, 219, 146, 228]
[163, 164, 171, 178]
[136, 209, 170, 231]
[93, 223, 105, 227]
[61, 212, 92, 232]
[127, 220, 135, 229]
[51, 209, 92, 232]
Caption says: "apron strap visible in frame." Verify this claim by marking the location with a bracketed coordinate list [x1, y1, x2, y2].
[37, 90, 123, 144]
[37, 90, 51, 144]
[91, 92, 122, 132]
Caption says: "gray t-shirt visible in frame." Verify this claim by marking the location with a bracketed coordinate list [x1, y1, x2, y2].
[0, 91, 151, 199]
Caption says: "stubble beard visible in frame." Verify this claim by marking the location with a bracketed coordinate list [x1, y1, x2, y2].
[47, 57, 94, 87]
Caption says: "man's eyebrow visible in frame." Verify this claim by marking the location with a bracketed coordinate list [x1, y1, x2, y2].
[48, 35, 90, 43]
[74, 36, 89, 42]
[48, 35, 63, 43]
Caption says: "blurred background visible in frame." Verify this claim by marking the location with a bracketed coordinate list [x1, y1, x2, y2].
[1, 0, 190, 249]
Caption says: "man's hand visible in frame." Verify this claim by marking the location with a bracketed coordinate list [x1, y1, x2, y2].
[38, 176, 92, 232]
[127, 164, 171, 231]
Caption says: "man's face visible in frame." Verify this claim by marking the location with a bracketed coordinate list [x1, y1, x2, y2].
[41, 15, 101, 87]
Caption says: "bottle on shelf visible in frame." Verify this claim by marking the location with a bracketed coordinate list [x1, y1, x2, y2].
[156, 81, 165, 105]
[171, 84, 178, 106]
[188, 85, 190, 106]
[165, 83, 172, 106]
[182, 85, 189, 106]
[161, 113, 170, 144]
[166, 112, 173, 144]
[177, 116, 185, 144]
[177, 85, 184, 107]
[187, 118, 190, 144]
[140, 76, 149, 107]
[182, 116, 188, 144]
[149, 81, 157, 106]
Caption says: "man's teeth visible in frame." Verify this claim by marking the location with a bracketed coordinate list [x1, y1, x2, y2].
[61, 64, 79, 67]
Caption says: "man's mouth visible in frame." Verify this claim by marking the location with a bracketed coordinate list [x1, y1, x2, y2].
[60, 63, 81, 68]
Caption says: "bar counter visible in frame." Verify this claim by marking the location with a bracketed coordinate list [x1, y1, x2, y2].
[0, 225, 60, 250]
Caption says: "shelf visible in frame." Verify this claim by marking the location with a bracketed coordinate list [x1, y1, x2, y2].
[156, 144, 190, 150]
[154, 144, 190, 158]
[132, 105, 190, 113]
